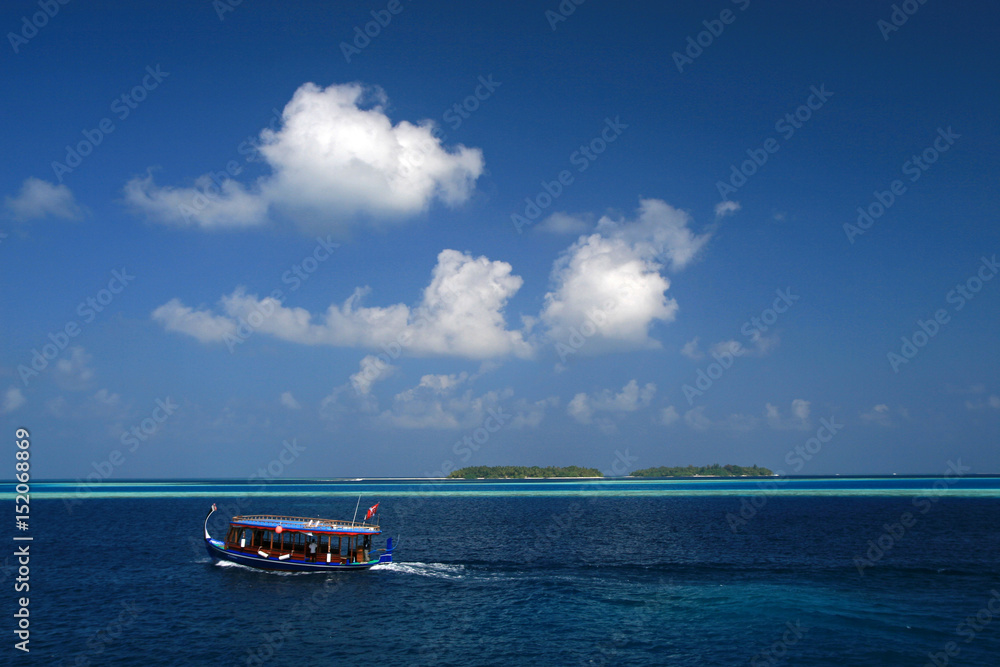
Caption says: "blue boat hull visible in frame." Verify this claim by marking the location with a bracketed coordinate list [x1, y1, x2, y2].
[205, 538, 391, 572]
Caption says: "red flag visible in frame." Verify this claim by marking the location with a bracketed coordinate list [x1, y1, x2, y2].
[365, 502, 380, 520]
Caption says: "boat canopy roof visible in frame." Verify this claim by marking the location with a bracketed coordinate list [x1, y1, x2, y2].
[230, 514, 381, 535]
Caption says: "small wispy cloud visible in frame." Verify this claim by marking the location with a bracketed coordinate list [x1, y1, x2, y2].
[659, 405, 679, 426]
[4, 177, 85, 223]
[535, 211, 593, 235]
[765, 399, 811, 430]
[965, 395, 1000, 411]
[374, 372, 551, 430]
[280, 391, 302, 410]
[54, 347, 95, 391]
[1, 387, 26, 414]
[568, 379, 656, 433]
[714, 200, 740, 219]
[861, 403, 895, 427]
[680, 337, 704, 360]
[684, 405, 759, 432]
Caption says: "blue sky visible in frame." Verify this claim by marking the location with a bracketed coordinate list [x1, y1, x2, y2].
[2, 0, 998, 479]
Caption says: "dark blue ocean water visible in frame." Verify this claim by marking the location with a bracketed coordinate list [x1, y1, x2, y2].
[10, 480, 1000, 665]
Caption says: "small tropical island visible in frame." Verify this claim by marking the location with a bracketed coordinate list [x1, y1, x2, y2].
[446, 464, 772, 479]
[632, 464, 773, 477]
[447, 466, 603, 479]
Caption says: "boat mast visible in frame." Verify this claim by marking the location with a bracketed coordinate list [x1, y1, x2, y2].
[351, 494, 361, 523]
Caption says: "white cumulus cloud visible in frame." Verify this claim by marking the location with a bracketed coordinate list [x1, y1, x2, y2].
[603, 198, 712, 272]
[125, 82, 485, 233]
[541, 199, 709, 352]
[154, 249, 530, 360]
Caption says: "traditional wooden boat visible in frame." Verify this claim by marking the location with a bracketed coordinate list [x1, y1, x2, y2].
[204, 504, 393, 572]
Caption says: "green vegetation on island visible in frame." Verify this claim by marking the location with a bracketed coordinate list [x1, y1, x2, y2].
[447, 465, 603, 479]
[445, 463, 773, 479]
[631, 464, 773, 477]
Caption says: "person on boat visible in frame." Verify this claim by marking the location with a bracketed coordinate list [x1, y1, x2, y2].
[308, 539, 318, 561]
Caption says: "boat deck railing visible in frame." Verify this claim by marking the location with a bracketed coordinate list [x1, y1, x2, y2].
[231, 514, 379, 531]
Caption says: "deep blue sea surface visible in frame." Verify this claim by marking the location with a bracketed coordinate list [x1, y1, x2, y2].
[8, 478, 1000, 665]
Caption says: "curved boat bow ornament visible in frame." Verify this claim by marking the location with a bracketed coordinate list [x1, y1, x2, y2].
[204, 503, 217, 540]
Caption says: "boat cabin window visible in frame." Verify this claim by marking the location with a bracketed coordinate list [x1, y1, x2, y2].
[221, 525, 387, 557]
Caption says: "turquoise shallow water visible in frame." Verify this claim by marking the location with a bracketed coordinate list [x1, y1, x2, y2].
[10, 479, 1000, 665]
[10, 474, 1000, 499]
